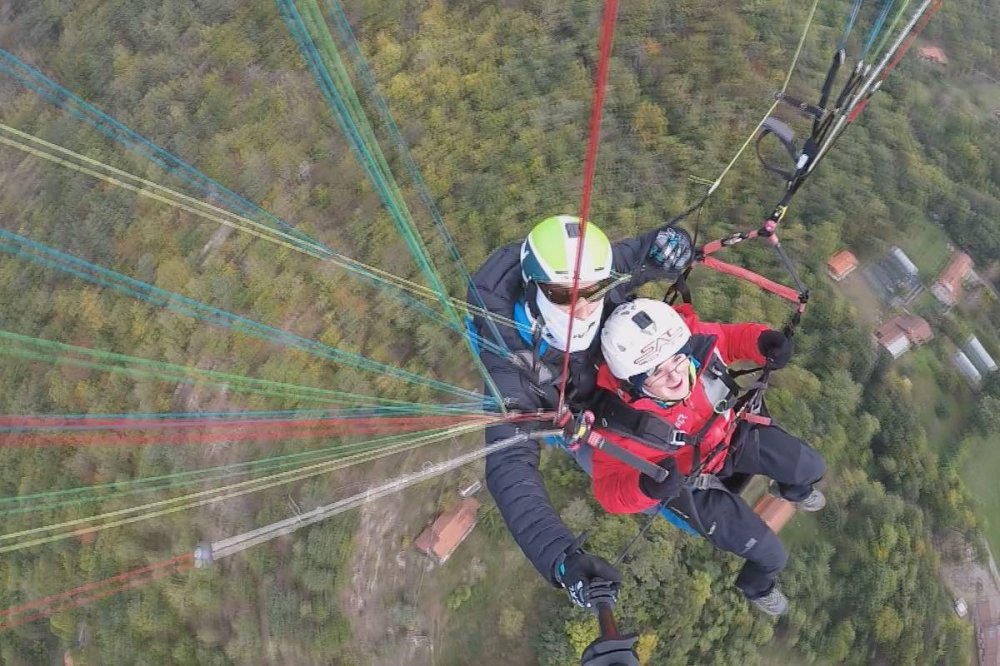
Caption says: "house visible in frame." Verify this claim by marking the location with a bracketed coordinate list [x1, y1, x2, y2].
[753, 496, 795, 533]
[953, 351, 983, 388]
[874, 315, 934, 359]
[917, 46, 949, 65]
[964, 335, 998, 375]
[414, 497, 480, 564]
[827, 250, 859, 281]
[931, 251, 973, 306]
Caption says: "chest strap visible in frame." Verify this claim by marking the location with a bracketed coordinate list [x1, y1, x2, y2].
[591, 391, 687, 452]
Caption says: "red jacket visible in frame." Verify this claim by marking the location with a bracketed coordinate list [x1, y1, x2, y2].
[591, 305, 769, 514]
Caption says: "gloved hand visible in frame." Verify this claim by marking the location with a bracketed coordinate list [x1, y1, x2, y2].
[637, 457, 684, 500]
[757, 329, 793, 369]
[648, 227, 694, 272]
[555, 549, 622, 611]
[580, 634, 640, 666]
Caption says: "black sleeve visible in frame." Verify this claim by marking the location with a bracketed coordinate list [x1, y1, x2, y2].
[609, 227, 682, 302]
[480, 352, 576, 584]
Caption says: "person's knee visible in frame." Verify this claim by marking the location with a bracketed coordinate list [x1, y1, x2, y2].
[797, 443, 827, 485]
[745, 529, 788, 575]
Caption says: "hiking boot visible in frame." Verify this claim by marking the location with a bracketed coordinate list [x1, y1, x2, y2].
[749, 587, 789, 616]
[768, 480, 826, 512]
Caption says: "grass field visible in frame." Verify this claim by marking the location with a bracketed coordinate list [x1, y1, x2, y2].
[960, 433, 1000, 559]
[892, 220, 953, 279]
[434, 514, 551, 666]
[896, 344, 973, 456]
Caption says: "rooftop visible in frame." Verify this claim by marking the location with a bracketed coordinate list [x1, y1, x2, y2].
[827, 250, 859, 280]
[875, 314, 933, 346]
[414, 497, 480, 564]
[753, 496, 796, 533]
[933, 251, 973, 305]
[918, 45, 949, 64]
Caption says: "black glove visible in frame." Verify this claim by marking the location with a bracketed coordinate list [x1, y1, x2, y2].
[757, 329, 793, 369]
[648, 227, 694, 272]
[554, 549, 622, 612]
[637, 457, 684, 500]
[581, 634, 640, 666]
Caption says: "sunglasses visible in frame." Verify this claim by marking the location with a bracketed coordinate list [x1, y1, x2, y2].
[539, 275, 622, 306]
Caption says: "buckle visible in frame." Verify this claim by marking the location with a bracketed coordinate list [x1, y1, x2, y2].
[691, 474, 723, 491]
[714, 397, 735, 414]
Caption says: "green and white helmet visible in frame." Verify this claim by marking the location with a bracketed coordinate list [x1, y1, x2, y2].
[520, 215, 612, 285]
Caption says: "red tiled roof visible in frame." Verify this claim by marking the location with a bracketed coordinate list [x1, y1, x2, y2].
[933, 252, 973, 303]
[414, 498, 480, 563]
[753, 496, 796, 533]
[896, 314, 934, 344]
[875, 315, 933, 346]
[918, 46, 949, 64]
[826, 250, 858, 279]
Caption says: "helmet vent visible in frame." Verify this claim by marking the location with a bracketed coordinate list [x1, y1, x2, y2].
[565, 222, 580, 237]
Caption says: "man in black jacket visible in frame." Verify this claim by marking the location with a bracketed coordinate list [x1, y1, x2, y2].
[467, 214, 693, 607]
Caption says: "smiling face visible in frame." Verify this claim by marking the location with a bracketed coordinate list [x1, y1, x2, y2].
[641, 353, 692, 402]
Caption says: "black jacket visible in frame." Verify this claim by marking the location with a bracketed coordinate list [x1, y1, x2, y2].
[468, 229, 670, 582]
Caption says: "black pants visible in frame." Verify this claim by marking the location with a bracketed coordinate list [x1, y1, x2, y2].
[674, 424, 826, 599]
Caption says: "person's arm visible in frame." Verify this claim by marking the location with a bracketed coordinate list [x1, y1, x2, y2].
[480, 354, 577, 583]
[590, 433, 660, 515]
[609, 227, 693, 299]
[716, 322, 770, 364]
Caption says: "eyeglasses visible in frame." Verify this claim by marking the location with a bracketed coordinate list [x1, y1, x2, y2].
[539, 276, 621, 306]
[651, 353, 690, 378]
[628, 343, 694, 392]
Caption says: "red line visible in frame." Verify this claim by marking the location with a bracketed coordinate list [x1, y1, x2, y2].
[879, 0, 943, 84]
[0, 554, 192, 620]
[0, 559, 192, 631]
[559, 0, 620, 414]
[0, 414, 488, 429]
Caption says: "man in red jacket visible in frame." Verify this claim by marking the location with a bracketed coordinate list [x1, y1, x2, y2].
[589, 298, 826, 615]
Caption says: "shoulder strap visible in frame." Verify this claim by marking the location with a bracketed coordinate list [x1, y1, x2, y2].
[592, 392, 687, 452]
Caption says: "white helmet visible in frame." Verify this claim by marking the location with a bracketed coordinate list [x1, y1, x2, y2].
[601, 299, 691, 380]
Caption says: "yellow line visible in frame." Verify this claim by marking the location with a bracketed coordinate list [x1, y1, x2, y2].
[703, 0, 821, 196]
[0, 421, 494, 553]
[0, 124, 520, 331]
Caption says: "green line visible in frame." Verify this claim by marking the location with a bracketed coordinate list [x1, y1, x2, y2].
[0, 330, 481, 412]
[282, 0, 506, 407]
[0, 426, 461, 515]
[870, 0, 913, 63]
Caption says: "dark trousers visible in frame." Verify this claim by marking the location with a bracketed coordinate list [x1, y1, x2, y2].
[677, 424, 826, 599]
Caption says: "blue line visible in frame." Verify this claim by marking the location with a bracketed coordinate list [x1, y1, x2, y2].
[0, 50, 510, 359]
[839, 0, 866, 51]
[862, 0, 896, 58]
[0, 50, 323, 248]
[325, 0, 509, 356]
[0, 230, 491, 403]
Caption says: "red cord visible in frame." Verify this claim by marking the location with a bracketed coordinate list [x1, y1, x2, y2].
[557, 0, 620, 415]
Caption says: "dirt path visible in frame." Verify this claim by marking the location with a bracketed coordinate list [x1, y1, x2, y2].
[939, 534, 1000, 620]
[342, 488, 434, 666]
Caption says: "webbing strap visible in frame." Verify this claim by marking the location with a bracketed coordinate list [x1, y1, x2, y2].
[591, 392, 687, 452]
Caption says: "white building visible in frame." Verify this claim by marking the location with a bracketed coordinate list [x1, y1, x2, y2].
[953, 351, 983, 388]
[964, 336, 998, 375]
